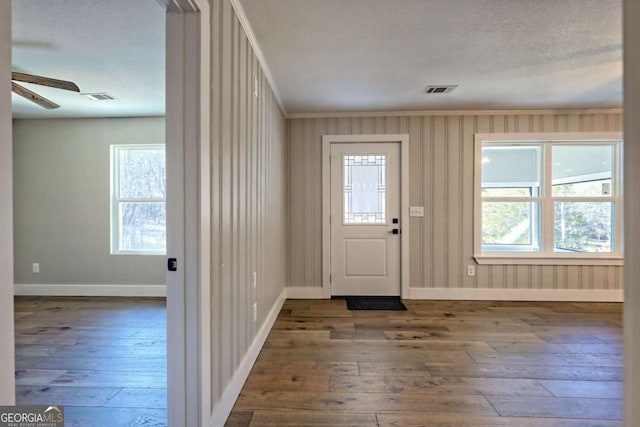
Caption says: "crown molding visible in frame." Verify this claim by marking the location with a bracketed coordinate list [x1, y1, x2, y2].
[156, 0, 199, 13]
[285, 107, 623, 120]
[229, 0, 287, 115]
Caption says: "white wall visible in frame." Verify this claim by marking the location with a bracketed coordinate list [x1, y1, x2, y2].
[624, 0, 640, 425]
[12, 117, 166, 296]
[288, 112, 623, 300]
[0, 0, 15, 404]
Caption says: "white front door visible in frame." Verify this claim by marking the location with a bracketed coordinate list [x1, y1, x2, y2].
[330, 143, 401, 296]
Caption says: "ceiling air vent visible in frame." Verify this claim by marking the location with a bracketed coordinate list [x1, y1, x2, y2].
[82, 92, 116, 101]
[425, 85, 457, 94]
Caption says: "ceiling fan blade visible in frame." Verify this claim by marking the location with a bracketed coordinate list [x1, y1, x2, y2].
[12, 71, 80, 92]
[12, 82, 60, 109]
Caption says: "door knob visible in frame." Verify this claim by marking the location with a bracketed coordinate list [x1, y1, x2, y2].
[388, 229, 400, 234]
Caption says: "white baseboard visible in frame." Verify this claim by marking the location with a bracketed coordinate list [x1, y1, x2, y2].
[14, 284, 166, 297]
[285, 287, 324, 299]
[409, 287, 623, 302]
[210, 288, 286, 426]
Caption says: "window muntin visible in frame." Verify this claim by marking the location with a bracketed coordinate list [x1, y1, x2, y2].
[111, 145, 166, 255]
[475, 134, 622, 262]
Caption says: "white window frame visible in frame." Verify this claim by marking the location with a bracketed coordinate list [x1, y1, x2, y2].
[474, 132, 623, 265]
[110, 144, 166, 255]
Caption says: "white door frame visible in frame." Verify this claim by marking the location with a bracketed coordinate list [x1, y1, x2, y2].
[163, 1, 210, 426]
[322, 134, 410, 299]
[0, 0, 15, 406]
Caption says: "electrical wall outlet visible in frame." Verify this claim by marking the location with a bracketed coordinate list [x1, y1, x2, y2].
[467, 265, 476, 277]
[253, 303, 258, 322]
[32, 263, 40, 274]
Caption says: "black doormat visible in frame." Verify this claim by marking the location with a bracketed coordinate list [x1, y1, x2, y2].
[345, 296, 407, 311]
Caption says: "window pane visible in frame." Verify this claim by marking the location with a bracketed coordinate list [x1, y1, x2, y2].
[344, 154, 386, 224]
[482, 146, 541, 197]
[119, 202, 166, 252]
[482, 202, 540, 252]
[119, 148, 166, 198]
[554, 202, 613, 253]
[552, 145, 613, 197]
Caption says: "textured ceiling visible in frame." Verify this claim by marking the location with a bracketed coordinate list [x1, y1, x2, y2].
[11, 0, 165, 119]
[239, 0, 622, 114]
[10, 0, 622, 118]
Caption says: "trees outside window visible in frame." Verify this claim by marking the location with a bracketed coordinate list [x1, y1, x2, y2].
[474, 134, 622, 262]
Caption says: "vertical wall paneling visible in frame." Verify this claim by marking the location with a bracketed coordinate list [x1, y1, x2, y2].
[289, 120, 304, 286]
[208, 0, 287, 415]
[312, 119, 323, 288]
[303, 119, 314, 288]
[424, 117, 434, 289]
[287, 112, 623, 294]
[210, 0, 222, 403]
[408, 117, 423, 287]
[219, 0, 232, 392]
[461, 116, 476, 288]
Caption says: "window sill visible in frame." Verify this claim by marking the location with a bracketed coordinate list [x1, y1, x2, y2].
[474, 255, 623, 266]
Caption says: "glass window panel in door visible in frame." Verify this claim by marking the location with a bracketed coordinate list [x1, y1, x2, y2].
[344, 154, 386, 224]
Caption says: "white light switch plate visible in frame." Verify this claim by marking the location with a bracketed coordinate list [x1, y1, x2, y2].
[409, 206, 424, 217]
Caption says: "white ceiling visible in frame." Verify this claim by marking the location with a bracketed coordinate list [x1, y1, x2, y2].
[239, 0, 622, 114]
[11, 0, 165, 119]
[11, 0, 622, 118]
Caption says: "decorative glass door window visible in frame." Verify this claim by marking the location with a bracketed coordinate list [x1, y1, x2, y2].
[343, 154, 387, 224]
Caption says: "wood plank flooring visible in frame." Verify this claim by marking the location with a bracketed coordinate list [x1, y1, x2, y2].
[14, 296, 167, 427]
[13, 297, 623, 426]
[228, 299, 623, 427]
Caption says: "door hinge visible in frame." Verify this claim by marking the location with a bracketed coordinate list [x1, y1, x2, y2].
[329, 274, 332, 283]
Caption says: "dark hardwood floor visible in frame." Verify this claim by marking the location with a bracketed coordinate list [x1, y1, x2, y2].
[228, 299, 623, 427]
[14, 296, 167, 427]
[14, 297, 623, 426]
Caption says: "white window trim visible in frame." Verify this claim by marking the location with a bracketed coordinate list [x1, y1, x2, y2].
[473, 132, 623, 266]
[110, 144, 166, 255]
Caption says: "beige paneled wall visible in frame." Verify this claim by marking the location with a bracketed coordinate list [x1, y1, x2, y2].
[287, 112, 623, 292]
[208, 0, 287, 406]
